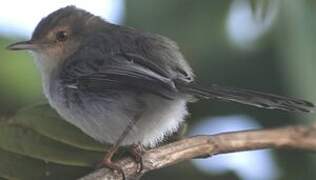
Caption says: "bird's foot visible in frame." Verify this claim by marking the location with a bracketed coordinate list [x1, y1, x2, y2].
[97, 148, 125, 180]
[129, 143, 146, 173]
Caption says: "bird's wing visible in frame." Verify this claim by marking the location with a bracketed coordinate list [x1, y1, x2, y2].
[60, 50, 180, 99]
[59, 30, 196, 99]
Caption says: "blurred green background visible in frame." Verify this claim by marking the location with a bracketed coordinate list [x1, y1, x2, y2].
[0, 0, 315, 180]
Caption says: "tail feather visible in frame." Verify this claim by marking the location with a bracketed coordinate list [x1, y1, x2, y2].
[178, 82, 315, 113]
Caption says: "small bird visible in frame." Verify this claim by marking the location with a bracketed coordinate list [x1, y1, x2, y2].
[7, 5, 314, 178]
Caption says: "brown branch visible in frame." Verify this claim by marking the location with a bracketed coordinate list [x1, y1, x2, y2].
[79, 123, 316, 180]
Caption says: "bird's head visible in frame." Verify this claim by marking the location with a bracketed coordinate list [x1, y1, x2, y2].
[7, 6, 103, 70]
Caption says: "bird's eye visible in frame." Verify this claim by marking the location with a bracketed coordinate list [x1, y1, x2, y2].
[56, 31, 68, 42]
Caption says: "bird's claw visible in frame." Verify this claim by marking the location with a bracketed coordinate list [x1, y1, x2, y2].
[96, 149, 126, 180]
[129, 143, 146, 173]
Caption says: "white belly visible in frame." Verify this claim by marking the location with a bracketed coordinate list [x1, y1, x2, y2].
[46, 80, 189, 147]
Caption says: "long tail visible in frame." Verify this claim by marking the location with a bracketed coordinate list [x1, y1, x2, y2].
[178, 82, 315, 113]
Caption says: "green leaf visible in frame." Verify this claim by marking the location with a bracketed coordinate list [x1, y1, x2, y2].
[0, 124, 104, 167]
[0, 104, 112, 180]
[0, 148, 91, 180]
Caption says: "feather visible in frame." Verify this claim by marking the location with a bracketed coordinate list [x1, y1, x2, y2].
[177, 82, 315, 113]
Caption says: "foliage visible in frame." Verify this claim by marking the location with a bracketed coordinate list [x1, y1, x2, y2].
[0, 104, 106, 180]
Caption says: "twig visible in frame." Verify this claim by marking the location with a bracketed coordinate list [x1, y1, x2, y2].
[79, 123, 316, 180]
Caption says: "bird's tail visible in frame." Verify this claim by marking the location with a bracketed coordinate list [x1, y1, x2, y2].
[178, 82, 315, 113]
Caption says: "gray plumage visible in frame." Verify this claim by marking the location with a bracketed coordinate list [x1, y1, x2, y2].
[7, 6, 315, 147]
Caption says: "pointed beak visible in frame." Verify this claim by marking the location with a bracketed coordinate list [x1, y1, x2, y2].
[6, 40, 36, 51]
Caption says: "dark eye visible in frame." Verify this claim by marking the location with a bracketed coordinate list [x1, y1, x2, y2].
[56, 31, 68, 42]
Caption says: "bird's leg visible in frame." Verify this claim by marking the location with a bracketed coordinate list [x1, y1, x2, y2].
[97, 145, 125, 179]
[128, 142, 146, 173]
[97, 112, 143, 180]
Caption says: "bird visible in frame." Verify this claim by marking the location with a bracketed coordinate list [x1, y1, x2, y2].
[6, 5, 314, 178]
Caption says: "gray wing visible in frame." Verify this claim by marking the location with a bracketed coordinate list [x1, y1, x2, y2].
[59, 30, 194, 99]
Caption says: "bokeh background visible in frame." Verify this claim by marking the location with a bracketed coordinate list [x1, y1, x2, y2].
[1, 0, 316, 180]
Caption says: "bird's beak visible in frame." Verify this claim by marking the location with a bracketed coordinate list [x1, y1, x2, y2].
[6, 40, 36, 51]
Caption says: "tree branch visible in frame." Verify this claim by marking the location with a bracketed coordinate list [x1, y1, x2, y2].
[79, 123, 316, 180]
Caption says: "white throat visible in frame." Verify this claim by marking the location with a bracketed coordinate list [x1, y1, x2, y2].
[30, 51, 60, 97]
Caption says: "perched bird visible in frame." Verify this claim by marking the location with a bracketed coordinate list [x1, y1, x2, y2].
[7, 5, 314, 178]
